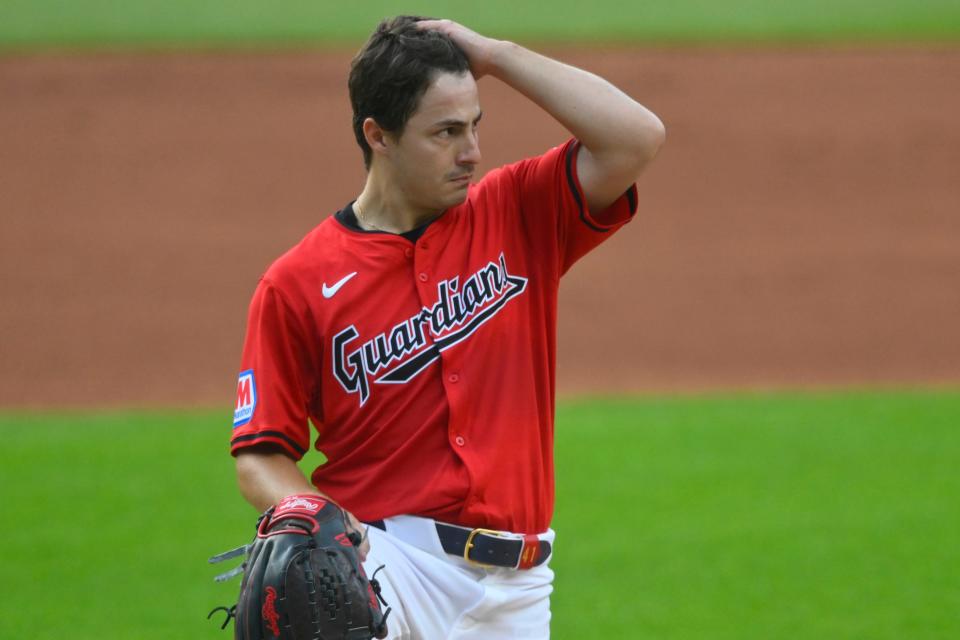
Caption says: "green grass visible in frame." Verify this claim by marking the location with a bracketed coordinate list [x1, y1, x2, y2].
[1, 0, 959, 52]
[0, 390, 957, 638]
[551, 391, 960, 639]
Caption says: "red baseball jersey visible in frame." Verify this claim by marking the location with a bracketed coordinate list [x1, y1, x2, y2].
[231, 139, 638, 534]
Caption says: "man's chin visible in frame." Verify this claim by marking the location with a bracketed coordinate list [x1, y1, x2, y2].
[440, 188, 470, 209]
[421, 183, 470, 214]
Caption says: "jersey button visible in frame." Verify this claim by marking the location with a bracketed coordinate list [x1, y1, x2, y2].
[418, 272, 428, 282]
[404, 248, 413, 258]
[454, 435, 466, 447]
[448, 373, 459, 383]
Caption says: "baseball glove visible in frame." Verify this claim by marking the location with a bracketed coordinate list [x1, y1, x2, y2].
[209, 494, 390, 640]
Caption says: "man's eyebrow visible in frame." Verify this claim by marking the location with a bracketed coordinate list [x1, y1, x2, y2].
[433, 111, 484, 128]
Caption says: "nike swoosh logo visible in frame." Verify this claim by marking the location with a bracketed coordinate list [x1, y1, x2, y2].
[322, 272, 357, 299]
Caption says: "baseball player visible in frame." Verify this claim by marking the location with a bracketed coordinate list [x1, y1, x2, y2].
[229, 16, 664, 639]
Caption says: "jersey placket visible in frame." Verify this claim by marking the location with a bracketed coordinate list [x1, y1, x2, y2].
[410, 232, 479, 501]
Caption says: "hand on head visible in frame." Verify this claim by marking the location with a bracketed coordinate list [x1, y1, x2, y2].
[415, 19, 500, 78]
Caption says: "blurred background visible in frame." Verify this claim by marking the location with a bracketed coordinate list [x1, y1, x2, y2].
[1, 2, 958, 639]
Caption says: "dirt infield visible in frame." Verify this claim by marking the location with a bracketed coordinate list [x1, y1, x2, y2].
[1, 48, 958, 407]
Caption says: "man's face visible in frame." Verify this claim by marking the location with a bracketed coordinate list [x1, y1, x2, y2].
[386, 71, 482, 212]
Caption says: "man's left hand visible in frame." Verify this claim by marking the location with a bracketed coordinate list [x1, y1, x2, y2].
[416, 19, 503, 78]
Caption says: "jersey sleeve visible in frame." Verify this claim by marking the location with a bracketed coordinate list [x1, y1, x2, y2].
[230, 276, 315, 460]
[503, 138, 638, 274]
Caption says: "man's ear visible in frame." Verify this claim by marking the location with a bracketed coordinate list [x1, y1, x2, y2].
[363, 117, 391, 159]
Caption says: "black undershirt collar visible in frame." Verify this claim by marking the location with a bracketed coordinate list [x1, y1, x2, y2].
[334, 202, 433, 243]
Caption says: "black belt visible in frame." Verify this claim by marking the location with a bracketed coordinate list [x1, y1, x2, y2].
[366, 520, 551, 570]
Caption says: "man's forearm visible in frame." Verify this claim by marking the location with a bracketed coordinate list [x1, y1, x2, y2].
[235, 450, 326, 512]
[416, 18, 664, 209]
[234, 449, 371, 559]
[487, 40, 664, 163]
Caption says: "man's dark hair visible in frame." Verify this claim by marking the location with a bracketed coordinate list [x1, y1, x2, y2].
[349, 16, 471, 169]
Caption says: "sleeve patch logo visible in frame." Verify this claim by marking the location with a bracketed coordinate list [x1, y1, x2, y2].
[233, 369, 257, 428]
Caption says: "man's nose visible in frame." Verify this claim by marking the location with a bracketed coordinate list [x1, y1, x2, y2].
[458, 129, 481, 166]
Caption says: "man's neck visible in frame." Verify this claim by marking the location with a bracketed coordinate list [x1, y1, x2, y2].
[356, 169, 444, 234]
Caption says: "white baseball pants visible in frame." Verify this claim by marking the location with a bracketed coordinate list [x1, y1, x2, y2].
[361, 515, 555, 639]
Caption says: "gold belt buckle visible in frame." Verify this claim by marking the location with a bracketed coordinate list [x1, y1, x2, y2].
[463, 528, 505, 567]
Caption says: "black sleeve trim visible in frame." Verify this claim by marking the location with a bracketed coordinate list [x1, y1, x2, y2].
[564, 140, 611, 234]
[231, 430, 307, 457]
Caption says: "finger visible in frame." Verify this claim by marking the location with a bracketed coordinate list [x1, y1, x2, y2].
[360, 525, 371, 559]
[360, 539, 371, 563]
[352, 516, 367, 534]
[415, 19, 463, 39]
[414, 19, 450, 31]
